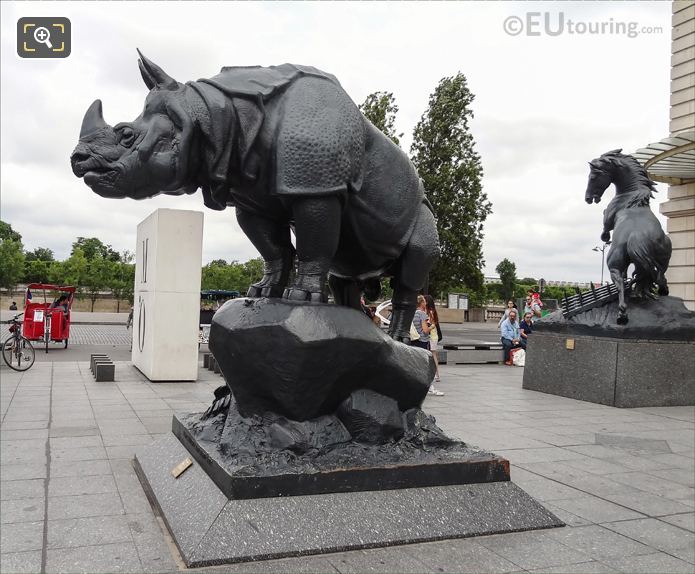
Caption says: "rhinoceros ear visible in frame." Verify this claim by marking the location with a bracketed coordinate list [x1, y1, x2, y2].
[136, 49, 179, 91]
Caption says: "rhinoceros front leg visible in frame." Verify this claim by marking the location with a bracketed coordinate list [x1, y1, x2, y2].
[236, 208, 294, 298]
[283, 196, 342, 303]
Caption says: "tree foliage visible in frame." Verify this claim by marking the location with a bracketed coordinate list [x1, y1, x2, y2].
[0, 236, 25, 294]
[201, 258, 264, 293]
[411, 73, 491, 299]
[25, 247, 54, 262]
[72, 237, 121, 262]
[359, 91, 403, 146]
[495, 258, 517, 302]
[0, 221, 22, 242]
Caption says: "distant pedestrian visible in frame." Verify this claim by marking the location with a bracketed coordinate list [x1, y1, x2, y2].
[425, 294, 442, 385]
[498, 300, 516, 327]
[410, 295, 431, 351]
[411, 295, 444, 396]
[524, 293, 542, 320]
[126, 307, 134, 330]
[360, 295, 375, 320]
[500, 308, 526, 365]
[520, 312, 534, 341]
[9, 301, 17, 311]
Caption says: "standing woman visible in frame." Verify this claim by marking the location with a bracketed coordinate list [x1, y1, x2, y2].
[411, 295, 443, 396]
[425, 294, 442, 386]
[498, 300, 516, 327]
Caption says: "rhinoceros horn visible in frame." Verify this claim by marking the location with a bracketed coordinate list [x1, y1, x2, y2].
[80, 99, 109, 138]
[137, 49, 179, 91]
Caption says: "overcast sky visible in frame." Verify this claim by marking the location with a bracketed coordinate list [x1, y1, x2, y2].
[1, 1, 672, 284]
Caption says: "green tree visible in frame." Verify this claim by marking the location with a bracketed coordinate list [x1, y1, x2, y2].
[24, 260, 53, 284]
[0, 237, 25, 296]
[240, 258, 264, 292]
[52, 248, 88, 294]
[201, 260, 243, 291]
[411, 73, 491, 298]
[359, 91, 403, 146]
[109, 260, 135, 312]
[0, 221, 22, 242]
[25, 247, 54, 262]
[496, 258, 517, 302]
[82, 256, 113, 312]
[72, 237, 120, 262]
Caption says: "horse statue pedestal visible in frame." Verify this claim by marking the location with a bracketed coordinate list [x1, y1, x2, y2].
[523, 296, 695, 408]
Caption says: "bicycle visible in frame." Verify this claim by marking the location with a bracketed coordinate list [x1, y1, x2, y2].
[2, 313, 36, 371]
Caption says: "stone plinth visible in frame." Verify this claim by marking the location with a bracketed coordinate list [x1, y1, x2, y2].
[135, 434, 562, 567]
[523, 332, 695, 407]
[132, 208, 203, 381]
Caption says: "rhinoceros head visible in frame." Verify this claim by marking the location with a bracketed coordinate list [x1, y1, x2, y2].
[71, 51, 197, 200]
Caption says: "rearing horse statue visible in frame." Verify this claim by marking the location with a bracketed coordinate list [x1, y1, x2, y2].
[585, 149, 672, 325]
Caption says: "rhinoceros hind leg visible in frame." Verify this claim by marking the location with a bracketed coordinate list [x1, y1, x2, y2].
[328, 274, 361, 309]
[388, 203, 439, 341]
[283, 196, 342, 303]
[236, 208, 294, 298]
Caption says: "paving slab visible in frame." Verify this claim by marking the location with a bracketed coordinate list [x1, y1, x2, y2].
[475, 530, 589, 570]
[601, 551, 694, 573]
[45, 542, 142, 574]
[401, 538, 520, 573]
[527, 561, 618, 573]
[658, 512, 695, 532]
[47, 515, 133, 549]
[0, 520, 44, 553]
[602, 517, 695, 552]
[0, 550, 43, 574]
[0, 497, 45, 524]
[2, 358, 693, 573]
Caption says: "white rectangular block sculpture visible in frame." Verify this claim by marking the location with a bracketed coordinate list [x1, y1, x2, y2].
[132, 209, 203, 381]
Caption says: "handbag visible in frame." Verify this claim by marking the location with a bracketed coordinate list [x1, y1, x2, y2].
[436, 322, 443, 342]
[409, 322, 420, 341]
[510, 348, 526, 367]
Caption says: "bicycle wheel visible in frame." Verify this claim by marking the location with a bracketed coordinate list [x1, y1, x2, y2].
[2, 336, 35, 372]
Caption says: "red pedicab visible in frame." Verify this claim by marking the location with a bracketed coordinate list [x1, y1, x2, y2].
[22, 284, 76, 352]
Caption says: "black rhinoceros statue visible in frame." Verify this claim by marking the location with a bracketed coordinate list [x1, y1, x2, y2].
[71, 51, 439, 339]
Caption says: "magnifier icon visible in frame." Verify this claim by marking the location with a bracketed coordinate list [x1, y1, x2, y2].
[33, 26, 53, 49]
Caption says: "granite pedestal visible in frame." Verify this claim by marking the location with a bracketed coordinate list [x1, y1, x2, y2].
[134, 434, 562, 567]
[523, 333, 695, 407]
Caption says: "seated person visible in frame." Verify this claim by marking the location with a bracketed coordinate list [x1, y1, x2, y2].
[520, 312, 533, 340]
[50, 295, 67, 309]
[500, 308, 526, 365]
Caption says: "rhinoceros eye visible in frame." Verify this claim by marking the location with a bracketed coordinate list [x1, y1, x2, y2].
[118, 127, 135, 148]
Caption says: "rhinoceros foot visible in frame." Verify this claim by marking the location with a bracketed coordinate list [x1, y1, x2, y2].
[282, 287, 326, 303]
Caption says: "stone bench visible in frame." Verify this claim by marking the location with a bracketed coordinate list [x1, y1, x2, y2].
[441, 343, 503, 365]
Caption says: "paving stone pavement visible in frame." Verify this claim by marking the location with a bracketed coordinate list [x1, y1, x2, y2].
[1, 360, 693, 574]
[0, 324, 132, 347]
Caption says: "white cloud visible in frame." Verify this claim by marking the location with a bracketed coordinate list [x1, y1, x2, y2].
[1, 1, 673, 284]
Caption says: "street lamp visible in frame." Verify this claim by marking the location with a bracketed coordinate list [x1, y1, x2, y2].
[592, 244, 608, 285]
